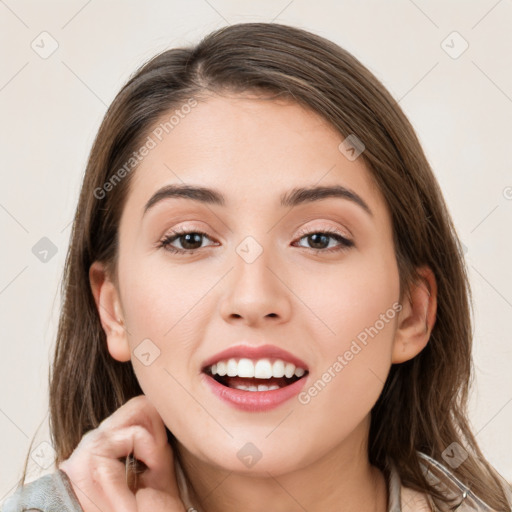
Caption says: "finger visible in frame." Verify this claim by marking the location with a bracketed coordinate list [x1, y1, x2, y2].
[59, 458, 138, 512]
[135, 487, 186, 512]
[87, 460, 139, 512]
[97, 395, 177, 490]
[90, 425, 164, 470]
[61, 395, 178, 510]
[100, 395, 168, 448]
[124, 426, 177, 492]
[136, 442, 177, 492]
[62, 425, 163, 512]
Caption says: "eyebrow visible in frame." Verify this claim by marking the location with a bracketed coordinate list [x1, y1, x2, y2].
[143, 184, 373, 217]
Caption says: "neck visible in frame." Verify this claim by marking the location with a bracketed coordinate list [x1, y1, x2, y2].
[173, 422, 388, 512]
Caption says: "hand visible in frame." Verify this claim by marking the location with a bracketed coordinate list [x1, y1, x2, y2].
[58, 395, 187, 512]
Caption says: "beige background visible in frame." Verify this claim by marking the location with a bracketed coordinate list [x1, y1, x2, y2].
[1, 0, 511, 502]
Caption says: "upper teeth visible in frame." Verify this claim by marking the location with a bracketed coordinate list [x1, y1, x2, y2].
[209, 358, 306, 379]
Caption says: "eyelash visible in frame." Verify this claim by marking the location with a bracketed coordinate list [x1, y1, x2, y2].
[157, 226, 354, 255]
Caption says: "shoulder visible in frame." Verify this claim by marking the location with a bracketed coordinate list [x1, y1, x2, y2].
[387, 452, 512, 511]
[386, 458, 433, 511]
[1, 470, 83, 512]
[400, 485, 433, 511]
[415, 451, 511, 511]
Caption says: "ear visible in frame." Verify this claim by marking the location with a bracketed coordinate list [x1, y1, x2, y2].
[392, 266, 437, 364]
[89, 261, 131, 362]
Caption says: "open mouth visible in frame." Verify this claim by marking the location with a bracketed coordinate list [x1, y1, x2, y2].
[203, 358, 309, 392]
[207, 372, 304, 391]
[202, 356, 310, 411]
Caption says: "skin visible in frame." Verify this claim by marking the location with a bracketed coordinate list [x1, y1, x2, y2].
[89, 92, 437, 512]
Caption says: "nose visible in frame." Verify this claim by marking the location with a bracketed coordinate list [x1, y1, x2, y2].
[218, 241, 292, 327]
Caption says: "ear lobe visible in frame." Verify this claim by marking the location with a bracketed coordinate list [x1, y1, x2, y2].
[392, 266, 437, 364]
[89, 261, 131, 362]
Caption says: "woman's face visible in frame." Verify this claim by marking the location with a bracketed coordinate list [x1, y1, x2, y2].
[104, 92, 403, 475]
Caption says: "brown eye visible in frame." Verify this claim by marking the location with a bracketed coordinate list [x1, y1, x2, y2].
[294, 230, 354, 252]
[158, 230, 217, 254]
[157, 228, 353, 256]
[174, 232, 204, 250]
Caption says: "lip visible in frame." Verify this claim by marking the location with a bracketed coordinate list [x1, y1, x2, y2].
[201, 343, 309, 371]
[201, 371, 308, 412]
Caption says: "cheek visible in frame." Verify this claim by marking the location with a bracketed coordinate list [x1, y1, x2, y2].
[119, 259, 212, 341]
[117, 260, 212, 403]
[295, 242, 400, 352]
[119, 267, 209, 442]
[295, 245, 399, 417]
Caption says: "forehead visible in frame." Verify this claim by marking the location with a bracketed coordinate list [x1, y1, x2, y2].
[123, 93, 385, 216]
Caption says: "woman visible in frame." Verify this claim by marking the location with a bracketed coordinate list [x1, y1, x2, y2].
[3, 22, 511, 512]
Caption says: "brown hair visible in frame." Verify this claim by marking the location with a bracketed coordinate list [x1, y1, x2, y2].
[16, 22, 510, 509]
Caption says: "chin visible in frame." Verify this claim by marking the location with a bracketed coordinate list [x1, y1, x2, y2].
[180, 435, 314, 477]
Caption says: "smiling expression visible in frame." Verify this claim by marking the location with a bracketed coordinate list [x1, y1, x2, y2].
[101, 91, 403, 474]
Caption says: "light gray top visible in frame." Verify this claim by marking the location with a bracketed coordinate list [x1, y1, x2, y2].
[2, 451, 510, 511]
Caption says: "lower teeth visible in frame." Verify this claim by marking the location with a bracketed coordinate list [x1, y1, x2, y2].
[210, 373, 302, 390]
[234, 384, 281, 392]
